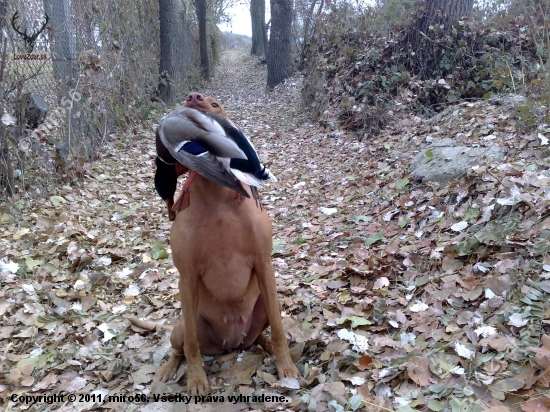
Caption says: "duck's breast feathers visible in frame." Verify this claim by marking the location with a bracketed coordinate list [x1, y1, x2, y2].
[158, 108, 247, 160]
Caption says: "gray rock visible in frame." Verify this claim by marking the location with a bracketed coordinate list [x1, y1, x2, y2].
[488, 94, 526, 112]
[426, 94, 526, 127]
[23, 93, 48, 128]
[410, 144, 507, 183]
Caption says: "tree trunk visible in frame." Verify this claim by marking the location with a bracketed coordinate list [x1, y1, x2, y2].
[400, 0, 474, 77]
[159, 0, 176, 104]
[267, 0, 293, 89]
[250, 0, 266, 56]
[298, 0, 323, 71]
[43, 0, 77, 87]
[438, 0, 474, 18]
[171, 2, 188, 86]
[1, 0, 14, 195]
[194, 0, 210, 80]
[43, 0, 81, 154]
[0, 0, 7, 35]
[420, 0, 474, 32]
[0, 0, 8, 84]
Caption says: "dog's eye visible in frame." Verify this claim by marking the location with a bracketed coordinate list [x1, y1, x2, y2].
[211, 103, 219, 107]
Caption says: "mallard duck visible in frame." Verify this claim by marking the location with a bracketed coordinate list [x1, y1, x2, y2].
[154, 93, 228, 221]
[155, 106, 276, 216]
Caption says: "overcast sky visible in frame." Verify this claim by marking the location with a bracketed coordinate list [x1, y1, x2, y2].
[218, 1, 377, 37]
[218, 3, 254, 37]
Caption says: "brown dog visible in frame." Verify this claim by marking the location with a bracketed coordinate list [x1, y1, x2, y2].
[154, 93, 299, 395]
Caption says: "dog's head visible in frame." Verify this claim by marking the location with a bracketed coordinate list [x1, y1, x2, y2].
[184, 93, 227, 118]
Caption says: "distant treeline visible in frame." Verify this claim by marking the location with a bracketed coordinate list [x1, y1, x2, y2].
[222, 32, 252, 49]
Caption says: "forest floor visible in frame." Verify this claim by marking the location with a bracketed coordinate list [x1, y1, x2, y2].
[1, 48, 550, 412]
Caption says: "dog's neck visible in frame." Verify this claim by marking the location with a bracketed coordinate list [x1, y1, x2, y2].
[190, 173, 249, 206]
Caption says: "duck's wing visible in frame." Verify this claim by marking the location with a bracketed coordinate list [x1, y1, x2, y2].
[204, 112, 277, 184]
[173, 150, 249, 197]
[157, 107, 249, 197]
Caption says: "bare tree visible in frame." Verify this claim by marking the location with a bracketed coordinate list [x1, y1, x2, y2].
[267, 0, 292, 89]
[296, 0, 323, 70]
[43, 0, 81, 153]
[422, 0, 474, 29]
[0, 0, 8, 35]
[0, 0, 11, 194]
[194, 0, 210, 79]
[0, 0, 8, 84]
[250, 0, 266, 56]
[173, 2, 192, 86]
[43, 0, 77, 88]
[210, 0, 238, 24]
[159, 0, 176, 103]
[401, 0, 475, 77]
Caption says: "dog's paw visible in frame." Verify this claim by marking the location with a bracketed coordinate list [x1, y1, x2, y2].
[277, 358, 300, 379]
[154, 350, 185, 382]
[187, 371, 210, 396]
[154, 358, 180, 383]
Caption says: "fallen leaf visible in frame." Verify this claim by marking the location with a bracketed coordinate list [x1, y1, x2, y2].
[407, 356, 431, 386]
[1, 113, 16, 125]
[450, 221, 468, 232]
[373, 277, 390, 289]
[409, 302, 429, 312]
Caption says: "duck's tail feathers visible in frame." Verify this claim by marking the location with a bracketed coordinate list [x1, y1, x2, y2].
[260, 166, 277, 182]
[231, 169, 265, 188]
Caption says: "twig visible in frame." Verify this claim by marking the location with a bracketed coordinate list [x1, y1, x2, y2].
[127, 317, 174, 331]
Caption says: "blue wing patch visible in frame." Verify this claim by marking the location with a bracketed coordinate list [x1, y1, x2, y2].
[181, 141, 208, 155]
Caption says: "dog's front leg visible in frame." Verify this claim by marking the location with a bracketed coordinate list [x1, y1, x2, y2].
[256, 261, 300, 380]
[154, 313, 185, 383]
[154, 274, 210, 395]
[179, 274, 210, 395]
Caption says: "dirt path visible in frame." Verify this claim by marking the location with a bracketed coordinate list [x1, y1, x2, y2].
[0, 49, 366, 411]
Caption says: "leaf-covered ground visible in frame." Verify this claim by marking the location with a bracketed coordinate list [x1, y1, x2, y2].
[1, 49, 550, 412]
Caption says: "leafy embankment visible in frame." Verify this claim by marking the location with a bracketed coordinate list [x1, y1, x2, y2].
[302, 3, 549, 140]
[1, 49, 550, 412]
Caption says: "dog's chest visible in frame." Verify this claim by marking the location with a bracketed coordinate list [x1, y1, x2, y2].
[200, 264, 259, 304]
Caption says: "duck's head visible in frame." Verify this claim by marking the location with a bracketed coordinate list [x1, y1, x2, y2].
[184, 93, 228, 118]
